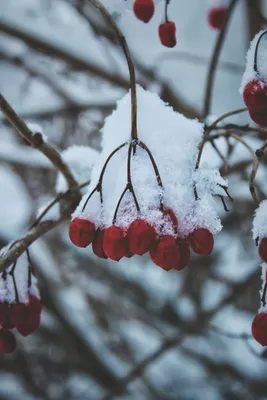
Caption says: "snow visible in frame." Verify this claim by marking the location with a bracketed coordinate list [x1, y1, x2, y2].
[73, 85, 227, 237]
[240, 30, 267, 93]
[56, 145, 99, 193]
[0, 245, 39, 305]
[253, 200, 267, 240]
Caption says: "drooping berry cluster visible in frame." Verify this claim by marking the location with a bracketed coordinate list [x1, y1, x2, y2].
[0, 246, 41, 353]
[69, 87, 228, 272]
[133, 0, 177, 48]
[241, 30, 267, 126]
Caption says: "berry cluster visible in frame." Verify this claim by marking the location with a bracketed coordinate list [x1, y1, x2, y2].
[133, 0, 177, 48]
[0, 247, 41, 353]
[69, 87, 228, 272]
[241, 30, 267, 126]
[70, 214, 214, 270]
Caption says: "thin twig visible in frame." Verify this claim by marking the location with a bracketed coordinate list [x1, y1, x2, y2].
[0, 93, 79, 191]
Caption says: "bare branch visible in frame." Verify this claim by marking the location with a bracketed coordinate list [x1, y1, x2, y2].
[0, 93, 80, 190]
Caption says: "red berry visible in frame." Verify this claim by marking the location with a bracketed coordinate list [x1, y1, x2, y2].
[11, 297, 41, 337]
[133, 0, 155, 23]
[92, 229, 108, 259]
[69, 218, 95, 248]
[208, 7, 227, 30]
[103, 226, 129, 261]
[249, 109, 267, 126]
[164, 208, 178, 232]
[159, 21, 177, 48]
[188, 228, 214, 255]
[0, 303, 14, 329]
[243, 80, 267, 111]
[259, 238, 267, 263]
[0, 330, 16, 353]
[175, 239, 190, 270]
[150, 235, 180, 271]
[252, 313, 267, 346]
[127, 219, 156, 255]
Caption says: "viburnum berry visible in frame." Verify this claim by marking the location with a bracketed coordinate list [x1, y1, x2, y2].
[249, 109, 267, 126]
[251, 313, 267, 346]
[243, 80, 267, 111]
[188, 228, 214, 255]
[175, 239, 190, 270]
[133, 0, 155, 23]
[208, 7, 227, 30]
[69, 218, 96, 248]
[158, 21, 177, 48]
[150, 235, 180, 271]
[0, 303, 14, 329]
[11, 296, 41, 337]
[0, 330, 16, 353]
[259, 238, 267, 263]
[92, 229, 108, 259]
[103, 226, 129, 261]
[127, 219, 156, 255]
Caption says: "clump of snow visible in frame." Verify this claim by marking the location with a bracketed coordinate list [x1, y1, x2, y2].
[27, 122, 48, 142]
[56, 145, 99, 193]
[73, 86, 227, 237]
[0, 244, 39, 304]
[252, 200, 267, 240]
[240, 30, 267, 93]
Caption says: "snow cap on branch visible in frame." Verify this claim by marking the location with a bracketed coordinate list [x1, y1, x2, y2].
[252, 200, 267, 240]
[73, 86, 227, 237]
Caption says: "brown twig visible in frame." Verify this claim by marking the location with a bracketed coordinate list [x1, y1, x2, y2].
[88, 0, 138, 140]
[0, 93, 79, 191]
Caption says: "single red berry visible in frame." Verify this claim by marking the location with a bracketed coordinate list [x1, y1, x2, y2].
[133, 0, 155, 23]
[0, 330, 16, 353]
[259, 238, 267, 263]
[249, 109, 267, 126]
[252, 313, 267, 346]
[127, 219, 156, 255]
[208, 7, 227, 30]
[164, 209, 178, 232]
[174, 239, 190, 270]
[159, 21, 177, 48]
[103, 226, 129, 261]
[11, 297, 41, 337]
[243, 80, 267, 111]
[188, 228, 214, 255]
[69, 218, 96, 248]
[150, 235, 180, 271]
[0, 303, 14, 329]
[92, 229, 108, 259]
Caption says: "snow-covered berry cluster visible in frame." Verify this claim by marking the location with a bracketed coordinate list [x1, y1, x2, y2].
[133, 0, 177, 48]
[251, 201, 267, 345]
[69, 86, 228, 271]
[241, 30, 267, 126]
[0, 246, 41, 353]
[208, 0, 230, 31]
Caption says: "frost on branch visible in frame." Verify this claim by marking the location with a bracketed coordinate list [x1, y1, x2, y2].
[0, 245, 41, 353]
[56, 145, 99, 193]
[69, 86, 227, 270]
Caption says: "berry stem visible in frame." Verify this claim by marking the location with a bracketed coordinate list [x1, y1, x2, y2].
[261, 283, 267, 307]
[9, 261, 19, 303]
[88, 0, 138, 140]
[137, 141, 164, 211]
[113, 143, 140, 224]
[254, 30, 267, 75]
[82, 142, 128, 211]
[165, 0, 171, 23]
